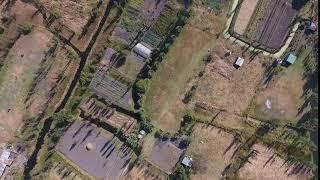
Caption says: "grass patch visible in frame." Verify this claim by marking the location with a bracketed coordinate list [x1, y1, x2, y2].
[143, 25, 215, 133]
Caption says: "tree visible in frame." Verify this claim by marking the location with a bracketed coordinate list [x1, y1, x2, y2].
[135, 79, 150, 94]
[126, 134, 138, 149]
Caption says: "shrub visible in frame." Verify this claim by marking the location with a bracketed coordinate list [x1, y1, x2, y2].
[183, 85, 197, 103]
[19, 22, 34, 35]
[0, 25, 4, 35]
[126, 134, 138, 148]
[135, 79, 150, 94]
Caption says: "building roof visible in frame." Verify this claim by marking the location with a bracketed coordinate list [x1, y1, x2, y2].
[148, 140, 183, 174]
[0, 163, 5, 177]
[133, 43, 152, 59]
[235, 57, 244, 67]
[181, 156, 193, 167]
[284, 53, 297, 64]
[0, 150, 11, 178]
[58, 120, 134, 179]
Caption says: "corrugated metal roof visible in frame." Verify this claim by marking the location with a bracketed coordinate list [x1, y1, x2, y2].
[182, 156, 192, 167]
[0, 163, 5, 177]
[133, 43, 152, 59]
[285, 53, 296, 64]
[235, 57, 244, 66]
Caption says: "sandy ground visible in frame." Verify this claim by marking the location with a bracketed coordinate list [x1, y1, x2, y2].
[239, 144, 311, 180]
[0, 28, 53, 144]
[234, 0, 259, 35]
[187, 123, 241, 180]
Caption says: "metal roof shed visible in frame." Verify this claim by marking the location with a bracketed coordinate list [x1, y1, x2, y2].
[133, 43, 152, 59]
[284, 53, 297, 65]
[182, 156, 193, 167]
[235, 57, 244, 67]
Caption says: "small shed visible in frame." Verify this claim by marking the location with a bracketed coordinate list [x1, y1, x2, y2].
[308, 21, 317, 32]
[133, 43, 152, 59]
[284, 53, 297, 65]
[181, 156, 193, 167]
[234, 57, 244, 68]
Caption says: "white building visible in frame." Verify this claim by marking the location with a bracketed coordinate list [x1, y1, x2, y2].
[133, 43, 152, 59]
[235, 57, 244, 67]
[0, 150, 11, 178]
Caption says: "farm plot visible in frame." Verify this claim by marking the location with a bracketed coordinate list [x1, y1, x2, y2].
[0, 28, 53, 144]
[27, 44, 80, 118]
[193, 38, 267, 115]
[141, 0, 166, 26]
[124, 160, 167, 180]
[57, 120, 136, 180]
[239, 144, 312, 180]
[80, 97, 137, 135]
[141, 4, 178, 48]
[249, 56, 305, 124]
[38, 0, 101, 33]
[118, 0, 144, 33]
[0, 0, 45, 67]
[187, 123, 241, 180]
[143, 1, 231, 133]
[253, 0, 298, 50]
[89, 70, 134, 111]
[233, 0, 260, 35]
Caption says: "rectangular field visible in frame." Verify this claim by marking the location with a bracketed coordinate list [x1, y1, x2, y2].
[239, 144, 312, 180]
[187, 123, 241, 179]
[57, 120, 135, 179]
[233, 0, 260, 35]
[253, 0, 298, 50]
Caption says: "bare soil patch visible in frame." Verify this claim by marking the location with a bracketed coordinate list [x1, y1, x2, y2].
[124, 161, 167, 180]
[27, 45, 80, 118]
[193, 39, 267, 115]
[251, 60, 305, 123]
[239, 144, 312, 180]
[233, 0, 259, 35]
[0, 28, 53, 144]
[38, 0, 100, 33]
[187, 123, 241, 180]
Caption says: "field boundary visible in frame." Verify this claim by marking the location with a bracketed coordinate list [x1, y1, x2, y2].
[223, 0, 300, 58]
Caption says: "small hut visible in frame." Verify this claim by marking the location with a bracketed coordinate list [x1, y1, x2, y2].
[234, 57, 244, 68]
[283, 53, 297, 66]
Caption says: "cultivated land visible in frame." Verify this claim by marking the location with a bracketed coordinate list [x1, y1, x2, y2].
[0, 28, 53, 143]
[143, 26, 214, 132]
[0, 0, 317, 179]
[143, 0, 232, 133]
[233, 0, 259, 35]
[192, 39, 267, 115]
[251, 57, 306, 124]
[239, 144, 311, 180]
[38, 0, 100, 33]
[187, 123, 240, 180]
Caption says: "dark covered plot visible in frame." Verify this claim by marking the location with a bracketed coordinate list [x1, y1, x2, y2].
[254, 0, 298, 50]
[57, 120, 134, 180]
[89, 70, 133, 111]
[148, 139, 183, 174]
